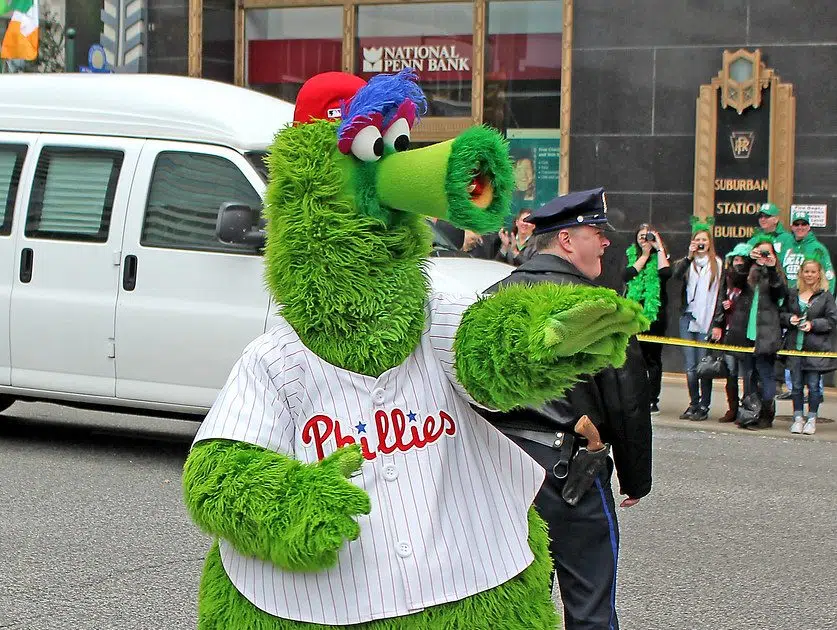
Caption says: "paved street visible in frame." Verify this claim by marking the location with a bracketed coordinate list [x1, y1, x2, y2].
[0, 386, 834, 630]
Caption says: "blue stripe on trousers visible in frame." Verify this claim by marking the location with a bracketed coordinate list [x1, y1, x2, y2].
[595, 478, 619, 630]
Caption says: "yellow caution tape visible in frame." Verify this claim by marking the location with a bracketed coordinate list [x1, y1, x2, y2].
[636, 334, 837, 359]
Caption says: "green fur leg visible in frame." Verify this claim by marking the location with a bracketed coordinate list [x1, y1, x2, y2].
[183, 441, 370, 572]
[454, 283, 650, 411]
[197, 508, 558, 630]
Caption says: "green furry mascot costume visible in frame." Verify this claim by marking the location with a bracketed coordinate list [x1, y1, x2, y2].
[183, 69, 648, 629]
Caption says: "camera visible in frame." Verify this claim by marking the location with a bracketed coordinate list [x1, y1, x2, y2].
[759, 250, 770, 258]
[644, 232, 656, 242]
[696, 243, 706, 251]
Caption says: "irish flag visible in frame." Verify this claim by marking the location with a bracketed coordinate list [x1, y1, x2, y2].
[1, 0, 39, 61]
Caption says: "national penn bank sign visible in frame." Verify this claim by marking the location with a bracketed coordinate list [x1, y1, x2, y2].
[361, 44, 470, 74]
[247, 33, 561, 85]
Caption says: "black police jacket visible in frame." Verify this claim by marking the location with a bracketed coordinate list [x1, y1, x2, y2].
[480, 253, 653, 500]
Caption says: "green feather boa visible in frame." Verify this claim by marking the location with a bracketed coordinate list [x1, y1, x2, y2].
[625, 244, 662, 323]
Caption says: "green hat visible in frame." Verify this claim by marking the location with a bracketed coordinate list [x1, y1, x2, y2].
[758, 202, 781, 217]
[726, 242, 752, 259]
[690, 215, 715, 235]
[790, 208, 810, 224]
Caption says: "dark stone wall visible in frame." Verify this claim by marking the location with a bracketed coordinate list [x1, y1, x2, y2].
[570, 0, 837, 372]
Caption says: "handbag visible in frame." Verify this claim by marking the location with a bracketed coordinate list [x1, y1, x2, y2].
[695, 346, 728, 380]
[736, 393, 762, 425]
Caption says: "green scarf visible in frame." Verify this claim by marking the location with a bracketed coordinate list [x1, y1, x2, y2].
[625, 245, 662, 322]
[746, 286, 760, 342]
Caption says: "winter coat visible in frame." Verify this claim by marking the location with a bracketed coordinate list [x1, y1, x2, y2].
[721, 261, 787, 355]
[671, 256, 723, 333]
[780, 288, 837, 373]
[712, 266, 748, 334]
[480, 253, 653, 500]
[779, 232, 836, 293]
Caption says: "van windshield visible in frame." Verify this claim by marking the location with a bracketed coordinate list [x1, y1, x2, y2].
[245, 151, 269, 182]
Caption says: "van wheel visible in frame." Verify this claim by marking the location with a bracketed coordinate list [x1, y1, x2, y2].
[0, 395, 15, 413]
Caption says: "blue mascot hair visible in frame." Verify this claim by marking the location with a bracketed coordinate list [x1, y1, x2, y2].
[338, 68, 428, 135]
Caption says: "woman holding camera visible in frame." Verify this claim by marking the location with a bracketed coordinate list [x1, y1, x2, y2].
[722, 237, 787, 429]
[672, 218, 723, 420]
[781, 259, 837, 435]
[623, 223, 671, 414]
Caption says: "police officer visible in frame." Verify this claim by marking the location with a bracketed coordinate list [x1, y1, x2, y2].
[481, 188, 652, 630]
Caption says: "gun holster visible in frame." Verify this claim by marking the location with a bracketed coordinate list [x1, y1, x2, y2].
[560, 443, 611, 507]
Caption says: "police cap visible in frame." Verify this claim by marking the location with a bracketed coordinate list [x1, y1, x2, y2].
[527, 187, 614, 235]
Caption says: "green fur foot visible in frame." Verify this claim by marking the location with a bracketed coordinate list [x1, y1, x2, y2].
[197, 508, 558, 630]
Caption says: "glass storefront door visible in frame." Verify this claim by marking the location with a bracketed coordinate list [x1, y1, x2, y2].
[245, 6, 343, 102]
[484, 0, 562, 212]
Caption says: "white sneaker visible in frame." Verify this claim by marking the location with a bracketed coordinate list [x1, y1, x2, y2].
[790, 418, 805, 434]
[802, 419, 817, 435]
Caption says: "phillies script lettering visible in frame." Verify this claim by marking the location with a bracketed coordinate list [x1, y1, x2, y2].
[302, 409, 457, 461]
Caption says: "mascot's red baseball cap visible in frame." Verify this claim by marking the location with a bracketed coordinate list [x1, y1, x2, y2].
[293, 72, 368, 124]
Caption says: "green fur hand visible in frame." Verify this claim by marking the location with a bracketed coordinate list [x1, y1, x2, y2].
[542, 297, 647, 358]
[183, 441, 371, 573]
[454, 282, 650, 411]
[281, 446, 372, 571]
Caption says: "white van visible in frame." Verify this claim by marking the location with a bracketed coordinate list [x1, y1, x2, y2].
[0, 74, 512, 418]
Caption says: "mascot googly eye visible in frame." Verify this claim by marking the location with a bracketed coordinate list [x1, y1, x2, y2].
[383, 118, 411, 152]
[351, 125, 384, 162]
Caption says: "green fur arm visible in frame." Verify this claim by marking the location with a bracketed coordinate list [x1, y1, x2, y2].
[183, 440, 371, 572]
[454, 283, 649, 411]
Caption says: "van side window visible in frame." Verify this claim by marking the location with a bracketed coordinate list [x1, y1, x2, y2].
[25, 147, 123, 242]
[141, 151, 262, 254]
[0, 144, 27, 236]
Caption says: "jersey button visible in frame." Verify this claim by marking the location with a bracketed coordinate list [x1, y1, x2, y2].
[372, 388, 386, 405]
[396, 541, 413, 558]
[382, 464, 398, 481]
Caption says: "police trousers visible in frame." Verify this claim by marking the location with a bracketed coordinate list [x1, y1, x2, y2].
[509, 435, 620, 630]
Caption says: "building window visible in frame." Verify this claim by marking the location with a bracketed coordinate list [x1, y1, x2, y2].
[26, 148, 123, 242]
[0, 144, 27, 236]
[355, 3, 474, 117]
[484, 0, 562, 211]
[245, 6, 343, 102]
[141, 151, 263, 254]
[147, 0, 189, 75]
[203, 0, 236, 83]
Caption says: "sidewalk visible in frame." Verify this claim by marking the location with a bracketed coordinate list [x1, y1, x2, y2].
[653, 374, 837, 442]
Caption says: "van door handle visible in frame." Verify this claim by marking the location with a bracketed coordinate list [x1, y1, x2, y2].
[123, 255, 138, 291]
[19, 248, 33, 283]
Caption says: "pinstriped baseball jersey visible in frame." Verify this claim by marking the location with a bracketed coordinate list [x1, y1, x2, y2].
[193, 292, 546, 625]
